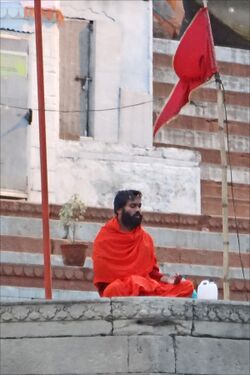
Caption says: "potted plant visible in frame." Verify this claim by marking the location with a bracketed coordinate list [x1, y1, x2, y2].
[59, 194, 88, 266]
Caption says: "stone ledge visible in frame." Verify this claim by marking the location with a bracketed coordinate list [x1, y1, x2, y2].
[0, 263, 94, 282]
[1, 298, 249, 325]
[1, 262, 249, 299]
[1, 199, 249, 233]
[1, 298, 249, 375]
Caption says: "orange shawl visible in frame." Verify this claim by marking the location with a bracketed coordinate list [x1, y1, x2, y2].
[93, 217, 156, 285]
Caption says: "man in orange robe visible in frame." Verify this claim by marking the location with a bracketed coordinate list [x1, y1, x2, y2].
[93, 190, 194, 298]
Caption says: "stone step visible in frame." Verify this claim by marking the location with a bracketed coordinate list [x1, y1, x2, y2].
[154, 98, 249, 124]
[153, 38, 250, 65]
[0, 286, 99, 302]
[154, 143, 250, 169]
[153, 128, 250, 184]
[1, 216, 250, 252]
[0, 235, 66, 254]
[154, 80, 250, 109]
[1, 236, 250, 270]
[1, 200, 249, 301]
[1, 251, 246, 281]
[152, 113, 250, 138]
[2, 250, 249, 281]
[0, 259, 95, 292]
[0, 251, 64, 266]
[1, 253, 249, 301]
[156, 246, 250, 270]
[154, 127, 250, 154]
[201, 196, 250, 218]
[1, 199, 249, 233]
[1, 263, 248, 301]
[201, 180, 250, 200]
[153, 52, 250, 78]
[203, 180, 249, 219]
[200, 163, 249, 185]
[153, 67, 250, 94]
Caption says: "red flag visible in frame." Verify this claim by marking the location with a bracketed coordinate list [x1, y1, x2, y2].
[153, 7, 218, 136]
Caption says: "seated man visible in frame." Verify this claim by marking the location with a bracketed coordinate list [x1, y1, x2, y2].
[93, 190, 194, 298]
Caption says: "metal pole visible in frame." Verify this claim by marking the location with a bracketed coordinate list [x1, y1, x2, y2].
[203, 0, 230, 299]
[216, 75, 230, 300]
[34, 0, 52, 299]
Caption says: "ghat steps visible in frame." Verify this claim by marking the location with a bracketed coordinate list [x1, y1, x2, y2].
[1, 200, 249, 301]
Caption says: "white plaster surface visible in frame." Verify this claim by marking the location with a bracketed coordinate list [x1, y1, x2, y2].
[26, 27, 59, 201]
[18, 0, 158, 208]
[119, 89, 152, 147]
[53, 139, 201, 213]
[60, 0, 152, 94]
[90, 20, 122, 143]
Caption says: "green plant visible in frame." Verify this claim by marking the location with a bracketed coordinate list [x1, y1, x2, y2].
[59, 194, 86, 242]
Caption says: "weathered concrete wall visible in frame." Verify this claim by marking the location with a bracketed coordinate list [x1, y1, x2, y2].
[1, 3, 201, 214]
[1, 298, 249, 374]
[55, 140, 201, 213]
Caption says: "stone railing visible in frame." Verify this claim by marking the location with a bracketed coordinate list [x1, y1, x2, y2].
[1, 298, 249, 374]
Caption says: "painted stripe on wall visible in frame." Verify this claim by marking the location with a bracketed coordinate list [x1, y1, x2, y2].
[153, 68, 250, 93]
[153, 39, 250, 65]
[154, 100, 250, 123]
[155, 128, 250, 153]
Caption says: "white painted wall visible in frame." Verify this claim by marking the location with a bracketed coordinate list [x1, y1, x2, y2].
[53, 140, 201, 214]
[26, 25, 59, 203]
[2, 1, 202, 214]
[59, 0, 152, 94]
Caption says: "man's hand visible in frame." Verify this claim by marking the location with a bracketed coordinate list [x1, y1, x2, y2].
[160, 273, 182, 285]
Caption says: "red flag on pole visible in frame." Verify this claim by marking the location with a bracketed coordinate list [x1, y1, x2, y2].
[153, 7, 218, 136]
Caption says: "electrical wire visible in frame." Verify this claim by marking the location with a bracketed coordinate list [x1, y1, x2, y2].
[0, 100, 153, 113]
[220, 80, 249, 301]
[0, 78, 216, 115]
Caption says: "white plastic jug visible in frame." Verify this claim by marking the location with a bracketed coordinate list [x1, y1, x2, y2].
[197, 280, 218, 300]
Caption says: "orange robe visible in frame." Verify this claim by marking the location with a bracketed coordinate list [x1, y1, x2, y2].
[93, 217, 193, 298]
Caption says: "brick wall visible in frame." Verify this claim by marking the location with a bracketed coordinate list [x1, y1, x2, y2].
[153, 39, 250, 219]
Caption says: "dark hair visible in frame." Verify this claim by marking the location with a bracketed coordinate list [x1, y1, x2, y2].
[114, 190, 142, 214]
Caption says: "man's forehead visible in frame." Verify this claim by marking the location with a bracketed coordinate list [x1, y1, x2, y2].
[127, 196, 141, 204]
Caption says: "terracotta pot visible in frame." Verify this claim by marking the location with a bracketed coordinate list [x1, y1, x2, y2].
[60, 242, 88, 266]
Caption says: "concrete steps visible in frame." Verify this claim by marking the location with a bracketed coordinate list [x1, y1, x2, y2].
[1, 200, 249, 301]
[0, 251, 248, 301]
[0, 286, 99, 302]
[2, 298, 249, 375]
[201, 180, 250, 218]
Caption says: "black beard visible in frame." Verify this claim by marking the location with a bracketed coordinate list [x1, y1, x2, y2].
[121, 209, 143, 230]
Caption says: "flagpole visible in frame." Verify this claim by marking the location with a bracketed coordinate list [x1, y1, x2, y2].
[216, 74, 230, 300]
[34, 0, 53, 299]
[202, 0, 230, 300]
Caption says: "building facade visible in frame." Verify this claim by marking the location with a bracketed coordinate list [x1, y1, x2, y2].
[1, 0, 200, 214]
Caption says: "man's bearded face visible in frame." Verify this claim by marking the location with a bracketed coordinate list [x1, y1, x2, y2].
[121, 208, 142, 229]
